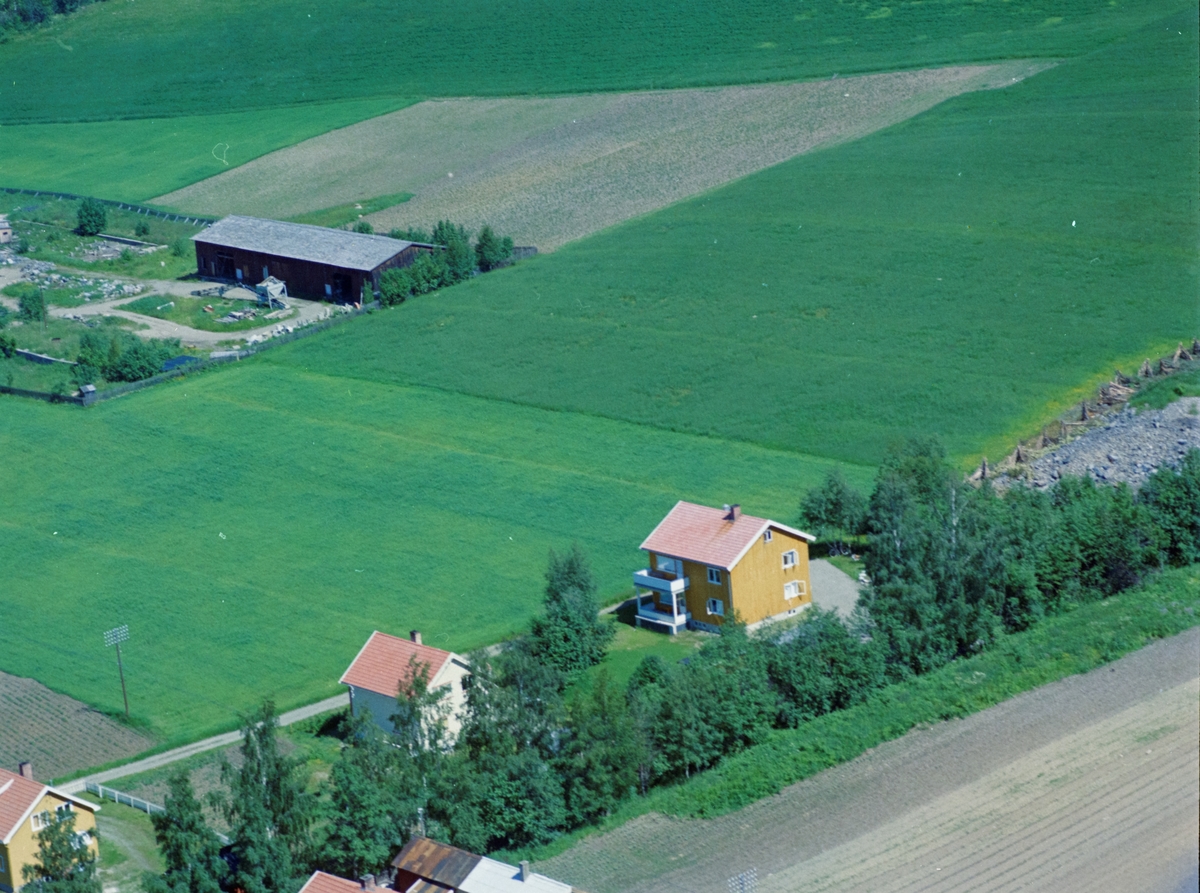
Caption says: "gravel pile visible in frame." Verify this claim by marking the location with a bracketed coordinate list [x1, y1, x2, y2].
[1016, 397, 1200, 489]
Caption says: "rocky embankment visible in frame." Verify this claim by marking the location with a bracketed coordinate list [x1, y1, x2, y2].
[1012, 397, 1200, 489]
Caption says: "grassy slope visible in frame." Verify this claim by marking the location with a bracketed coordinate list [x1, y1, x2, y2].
[277, 9, 1199, 467]
[0, 99, 412, 202]
[0, 358, 869, 742]
[0, 0, 1185, 125]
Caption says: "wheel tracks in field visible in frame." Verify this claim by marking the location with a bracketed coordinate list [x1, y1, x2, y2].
[756, 679, 1199, 893]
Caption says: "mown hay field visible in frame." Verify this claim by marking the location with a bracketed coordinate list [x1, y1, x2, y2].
[0, 362, 867, 743]
[0, 98, 411, 202]
[275, 10, 1199, 466]
[160, 63, 1049, 250]
[0, 0, 1182, 126]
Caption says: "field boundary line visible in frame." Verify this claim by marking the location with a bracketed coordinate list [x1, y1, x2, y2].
[58, 692, 348, 794]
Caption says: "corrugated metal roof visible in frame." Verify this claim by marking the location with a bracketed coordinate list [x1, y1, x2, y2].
[340, 632, 455, 699]
[193, 215, 417, 272]
[640, 501, 814, 570]
[392, 837, 480, 889]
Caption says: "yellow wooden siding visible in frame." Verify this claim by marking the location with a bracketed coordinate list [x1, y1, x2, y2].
[727, 529, 812, 625]
[680, 559, 730, 623]
[1, 793, 98, 892]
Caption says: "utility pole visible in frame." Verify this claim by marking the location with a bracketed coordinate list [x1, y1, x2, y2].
[104, 625, 130, 717]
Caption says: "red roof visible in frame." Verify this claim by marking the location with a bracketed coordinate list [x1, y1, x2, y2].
[640, 501, 813, 569]
[0, 768, 96, 844]
[299, 872, 367, 893]
[340, 631, 454, 698]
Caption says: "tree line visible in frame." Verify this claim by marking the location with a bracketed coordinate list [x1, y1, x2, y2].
[35, 441, 1189, 893]
[0, 0, 97, 35]
[366, 220, 515, 307]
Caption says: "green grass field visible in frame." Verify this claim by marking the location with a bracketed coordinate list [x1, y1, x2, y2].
[0, 99, 412, 201]
[281, 10, 1198, 467]
[0, 360, 868, 742]
[0, 0, 1186, 125]
[289, 193, 413, 229]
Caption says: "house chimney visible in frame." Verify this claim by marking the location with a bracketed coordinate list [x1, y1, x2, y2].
[725, 504, 741, 521]
[358, 876, 375, 891]
[519, 861, 531, 882]
[18, 761, 33, 780]
[410, 630, 422, 646]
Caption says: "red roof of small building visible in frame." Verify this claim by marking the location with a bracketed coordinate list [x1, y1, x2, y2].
[299, 872, 369, 893]
[339, 631, 454, 699]
[0, 768, 96, 845]
[640, 501, 814, 570]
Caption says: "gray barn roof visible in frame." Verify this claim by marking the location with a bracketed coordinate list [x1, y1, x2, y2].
[193, 215, 422, 272]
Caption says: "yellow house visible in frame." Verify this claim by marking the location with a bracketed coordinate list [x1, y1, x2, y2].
[634, 501, 815, 633]
[0, 765, 99, 893]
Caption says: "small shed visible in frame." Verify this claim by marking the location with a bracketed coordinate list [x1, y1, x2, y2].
[192, 216, 436, 303]
[0, 215, 11, 245]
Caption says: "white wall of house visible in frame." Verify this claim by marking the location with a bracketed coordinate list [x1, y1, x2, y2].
[347, 657, 471, 740]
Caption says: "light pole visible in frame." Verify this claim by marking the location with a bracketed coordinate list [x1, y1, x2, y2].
[104, 625, 130, 717]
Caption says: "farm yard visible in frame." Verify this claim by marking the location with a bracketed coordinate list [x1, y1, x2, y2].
[536, 628, 1200, 893]
[157, 62, 1049, 249]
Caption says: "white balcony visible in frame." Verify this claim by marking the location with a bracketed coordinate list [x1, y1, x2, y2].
[632, 569, 689, 595]
[634, 592, 690, 635]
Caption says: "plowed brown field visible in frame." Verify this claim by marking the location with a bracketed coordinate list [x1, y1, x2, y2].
[157, 61, 1051, 250]
[537, 629, 1200, 893]
[0, 671, 154, 780]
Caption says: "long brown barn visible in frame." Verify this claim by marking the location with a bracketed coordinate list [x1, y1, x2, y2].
[192, 216, 436, 303]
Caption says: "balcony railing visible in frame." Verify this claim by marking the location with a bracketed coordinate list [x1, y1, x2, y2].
[634, 592, 690, 634]
[632, 569, 689, 595]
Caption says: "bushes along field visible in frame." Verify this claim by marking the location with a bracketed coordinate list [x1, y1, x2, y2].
[0, 360, 868, 742]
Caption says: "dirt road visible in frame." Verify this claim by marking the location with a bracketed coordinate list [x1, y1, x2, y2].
[50, 286, 331, 348]
[537, 628, 1200, 893]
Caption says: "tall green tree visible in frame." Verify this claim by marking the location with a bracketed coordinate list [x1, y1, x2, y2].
[1138, 449, 1200, 566]
[144, 770, 227, 893]
[557, 670, 642, 827]
[219, 702, 313, 893]
[799, 468, 867, 539]
[431, 221, 474, 282]
[76, 198, 106, 236]
[21, 813, 100, 893]
[317, 715, 405, 880]
[474, 225, 512, 272]
[529, 545, 614, 677]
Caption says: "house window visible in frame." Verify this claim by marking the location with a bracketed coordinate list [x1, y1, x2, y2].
[782, 550, 798, 569]
[72, 832, 92, 850]
[706, 598, 725, 617]
[655, 554, 681, 576]
[707, 567, 721, 585]
[55, 803, 72, 817]
[764, 530, 773, 543]
[1, 850, 7, 872]
[784, 581, 800, 600]
[31, 811, 51, 831]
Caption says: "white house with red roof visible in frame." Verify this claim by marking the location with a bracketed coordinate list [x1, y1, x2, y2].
[340, 630, 470, 738]
[0, 764, 99, 893]
[634, 501, 815, 633]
